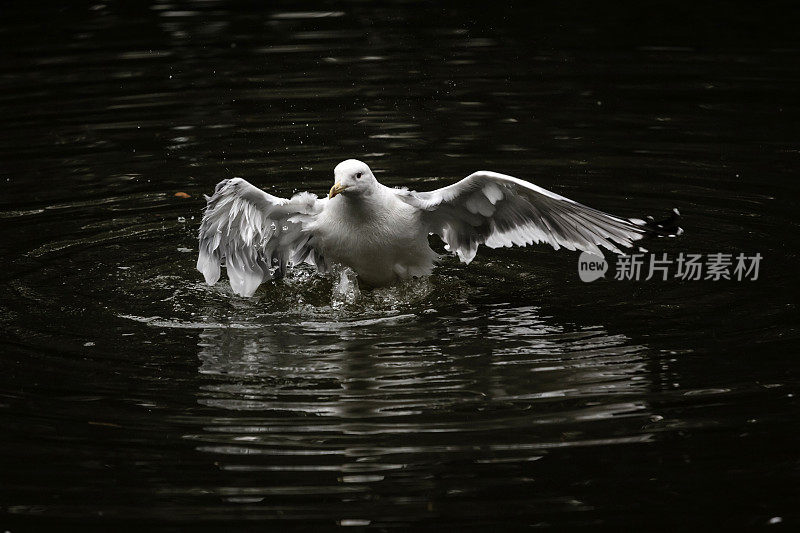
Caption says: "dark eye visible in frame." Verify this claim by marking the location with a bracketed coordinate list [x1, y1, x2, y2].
[355, 172, 362, 179]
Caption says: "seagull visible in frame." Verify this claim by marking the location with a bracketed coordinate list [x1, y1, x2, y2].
[197, 159, 681, 297]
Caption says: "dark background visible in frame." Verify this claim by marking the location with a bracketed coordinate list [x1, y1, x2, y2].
[1, 1, 798, 531]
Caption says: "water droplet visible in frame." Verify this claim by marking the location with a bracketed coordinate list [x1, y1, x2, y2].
[331, 266, 361, 307]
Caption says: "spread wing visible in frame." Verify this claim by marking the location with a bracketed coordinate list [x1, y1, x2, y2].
[396, 171, 681, 263]
[197, 178, 327, 297]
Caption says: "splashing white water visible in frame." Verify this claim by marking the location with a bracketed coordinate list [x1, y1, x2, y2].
[331, 265, 361, 308]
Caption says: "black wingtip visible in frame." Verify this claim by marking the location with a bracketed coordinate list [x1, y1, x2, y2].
[640, 208, 682, 237]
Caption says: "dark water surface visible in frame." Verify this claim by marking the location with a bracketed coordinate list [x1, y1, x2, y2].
[1, 2, 799, 530]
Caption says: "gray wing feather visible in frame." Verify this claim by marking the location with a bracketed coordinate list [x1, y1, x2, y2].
[396, 171, 679, 263]
[197, 178, 326, 296]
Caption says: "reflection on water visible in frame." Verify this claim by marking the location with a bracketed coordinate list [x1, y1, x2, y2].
[1, 0, 798, 529]
[189, 304, 655, 522]
[196, 307, 652, 419]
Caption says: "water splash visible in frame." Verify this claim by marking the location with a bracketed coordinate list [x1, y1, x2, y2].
[118, 261, 468, 330]
[331, 265, 361, 308]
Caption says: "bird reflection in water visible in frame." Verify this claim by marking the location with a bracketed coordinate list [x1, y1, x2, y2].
[188, 303, 657, 517]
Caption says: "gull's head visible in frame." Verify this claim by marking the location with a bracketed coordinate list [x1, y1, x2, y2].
[328, 159, 377, 199]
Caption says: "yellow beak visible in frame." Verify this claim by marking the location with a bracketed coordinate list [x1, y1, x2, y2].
[328, 182, 348, 198]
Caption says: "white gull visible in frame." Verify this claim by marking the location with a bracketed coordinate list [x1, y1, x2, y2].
[197, 159, 680, 296]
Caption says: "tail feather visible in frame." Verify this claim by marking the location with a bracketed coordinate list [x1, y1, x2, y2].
[630, 208, 682, 238]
